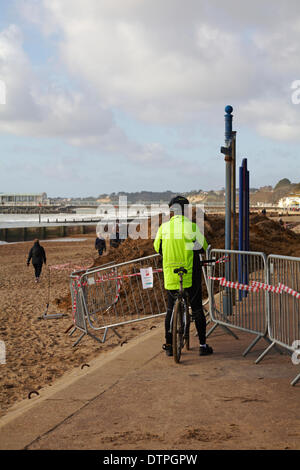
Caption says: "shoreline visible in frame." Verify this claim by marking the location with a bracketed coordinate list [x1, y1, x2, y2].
[0, 223, 97, 244]
[0, 217, 145, 243]
[0, 237, 88, 245]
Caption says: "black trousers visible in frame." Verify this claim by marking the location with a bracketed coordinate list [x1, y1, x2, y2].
[165, 264, 207, 346]
[33, 263, 43, 278]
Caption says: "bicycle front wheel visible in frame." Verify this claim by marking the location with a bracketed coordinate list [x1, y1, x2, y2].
[172, 299, 184, 363]
[182, 299, 190, 351]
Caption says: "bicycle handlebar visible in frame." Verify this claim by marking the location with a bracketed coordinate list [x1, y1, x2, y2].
[199, 258, 216, 266]
[174, 260, 215, 276]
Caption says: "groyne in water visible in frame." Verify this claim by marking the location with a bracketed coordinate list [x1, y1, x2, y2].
[0, 224, 97, 243]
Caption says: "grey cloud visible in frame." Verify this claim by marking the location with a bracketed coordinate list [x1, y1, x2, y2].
[8, 0, 300, 149]
[23, 0, 300, 135]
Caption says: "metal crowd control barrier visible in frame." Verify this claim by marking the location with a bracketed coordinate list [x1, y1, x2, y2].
[255, 255, 300, 386]
[68, 248, 299, 385]
[207, 249, 271, 356]
[69, 254, 167, 346]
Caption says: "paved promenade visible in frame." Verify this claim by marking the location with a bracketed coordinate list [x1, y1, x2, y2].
[0, 323, 299, 450]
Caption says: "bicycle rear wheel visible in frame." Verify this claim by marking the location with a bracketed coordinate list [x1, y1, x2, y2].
[181, 298, 190, 350]
[185, 309, 190, 351]
[172, 299, 184, 363]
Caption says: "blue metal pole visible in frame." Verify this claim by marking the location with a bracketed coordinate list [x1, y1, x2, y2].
[244, 166, 250, 296]
[246, 167, 250, 252]
[238, 163, 244, 301]
[242, 159, 248, 297]
[238, 163, 244, 251]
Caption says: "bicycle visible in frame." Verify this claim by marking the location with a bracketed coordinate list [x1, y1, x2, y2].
[171, 258, 216, 363]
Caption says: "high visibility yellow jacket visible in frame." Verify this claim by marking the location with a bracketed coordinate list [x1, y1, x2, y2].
[153, 215, 208, 290]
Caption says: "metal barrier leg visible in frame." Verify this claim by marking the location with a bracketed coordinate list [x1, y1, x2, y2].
[291, 372, 300, 386]
[38, 303, 66, 320]
[102, 328, 108, 343]
[263, 336, 284, 355]
[73, 326, 122, 347]
[206, 321, 239, 340]
[73, 332, 86, 347]
[43, 312, 66, 320]
[220, 324, 239, 339]
[87, 331, 104, 344]
[242, 334, 263, 357]
[255, 341, 276, 364]
[206, 322, 218, 337]
[111, 328, 122, 339]
[204, 311, 211, 324]
[102, 327, 122, 343]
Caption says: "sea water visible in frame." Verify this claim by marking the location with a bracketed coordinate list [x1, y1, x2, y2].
[0, 210, 99, 229]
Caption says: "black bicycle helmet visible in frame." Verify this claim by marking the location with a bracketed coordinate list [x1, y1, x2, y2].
[168, 195, 189, 209]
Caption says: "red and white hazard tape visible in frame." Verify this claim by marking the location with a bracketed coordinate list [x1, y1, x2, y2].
[93, 268, 163, 284]
[250, 281, 282, 294]
[215, 255, 230, 264]
[208, 276, 259, 292]
[208, 276, 300, 298]
[278, 283, 300, 299]
[220, 278, 259, 292]
[74, 267, 163, 288]
[114, 280, 121, 304]
[50, 262, 74, 270]
[71, 279, 81, 323]
[50, 261, 93, 271]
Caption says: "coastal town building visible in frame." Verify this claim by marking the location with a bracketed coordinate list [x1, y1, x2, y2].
[278, 194, 300, 209]
[0, 192, 49, 206]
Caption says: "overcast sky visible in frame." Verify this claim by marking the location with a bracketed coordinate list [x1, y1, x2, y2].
[0, 0, 299, 197]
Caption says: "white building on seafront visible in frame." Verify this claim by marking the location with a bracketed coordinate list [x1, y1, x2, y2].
[278, 194, 300, 209]
[0, 192, 49, 206]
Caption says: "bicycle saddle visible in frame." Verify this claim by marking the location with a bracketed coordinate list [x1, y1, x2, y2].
[174, 267, 187, 274]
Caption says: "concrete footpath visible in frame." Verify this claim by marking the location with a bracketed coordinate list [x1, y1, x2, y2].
[0, 322, 299, 450]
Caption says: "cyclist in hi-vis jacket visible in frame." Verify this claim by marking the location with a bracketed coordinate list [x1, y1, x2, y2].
[154, 195, 213, 357]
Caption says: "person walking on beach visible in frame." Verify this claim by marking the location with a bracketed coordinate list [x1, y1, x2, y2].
[95, 236, 107, 256]
[154, 195, 213, 358]
[27, 239, 46, 283]
[110, 221, 121, 248]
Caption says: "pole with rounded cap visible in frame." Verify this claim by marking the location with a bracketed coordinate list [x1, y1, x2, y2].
[224, 105, 233, 315]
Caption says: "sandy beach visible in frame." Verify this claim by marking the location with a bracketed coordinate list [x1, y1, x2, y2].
[0, 233, 162, 418]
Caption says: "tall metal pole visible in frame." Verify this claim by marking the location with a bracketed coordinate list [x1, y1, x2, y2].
[242, 158, 247, 297]
[245, 165, 250, 253]
[238, 162, 244, 301]
[224, 105, 233, 315]
[231, 130, 237, 305]
[224, 105, 233, 251]
[238, 158, 250, 299]
[231, 131, 236, 251]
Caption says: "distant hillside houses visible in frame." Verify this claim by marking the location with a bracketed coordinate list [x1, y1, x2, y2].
[278, 194, 300, 209]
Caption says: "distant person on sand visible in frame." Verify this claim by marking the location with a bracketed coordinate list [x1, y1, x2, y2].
[110, 223, 121, 248]
[95, 236, 106, 256]
[27, 239, 46, 283]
